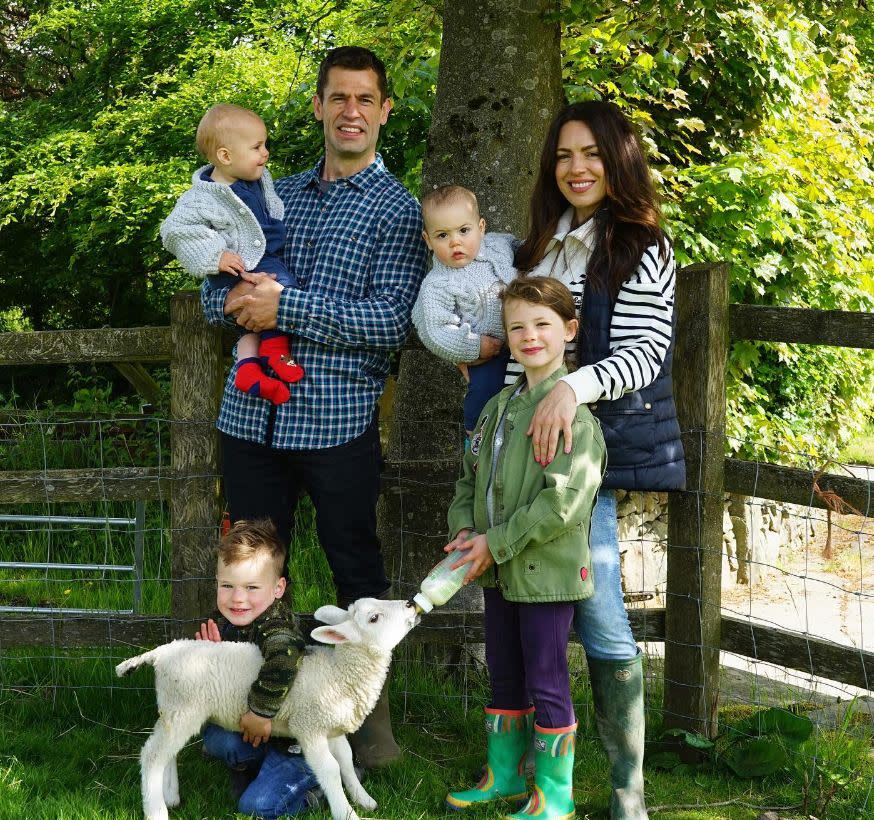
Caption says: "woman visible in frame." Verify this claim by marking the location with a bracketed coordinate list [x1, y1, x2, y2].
[513, 101, 686, 820]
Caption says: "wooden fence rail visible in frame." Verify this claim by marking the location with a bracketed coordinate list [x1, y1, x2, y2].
[2, 276, 873, 734]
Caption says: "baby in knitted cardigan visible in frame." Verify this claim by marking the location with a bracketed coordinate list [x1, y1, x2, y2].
[411, 185, 517, 434]
[161, 104, 304, 405]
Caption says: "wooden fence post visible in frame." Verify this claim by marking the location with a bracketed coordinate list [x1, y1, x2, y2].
[665, 263, 729, 738]
[170, 291, 224, 634]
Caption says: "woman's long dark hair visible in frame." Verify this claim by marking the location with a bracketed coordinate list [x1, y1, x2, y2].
[515, 101, 667, 297]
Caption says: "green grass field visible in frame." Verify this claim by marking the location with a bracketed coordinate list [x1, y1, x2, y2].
[2, 645, 872, 820]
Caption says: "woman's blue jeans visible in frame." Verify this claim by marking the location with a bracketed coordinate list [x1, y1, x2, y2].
[202, 724, 318, 818]
[574, 490, 639, 661]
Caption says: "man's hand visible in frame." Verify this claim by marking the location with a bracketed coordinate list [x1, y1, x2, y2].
[527, 380, 577, 465]
[223, 277, 257, 316]
[457, 363, 470, 384]
[446, 532, 493, 584]
[240, 711, 272, 747]
[225, 272, 283, 332]
[218, 251, 246, 276]
[194, 618, 222, 642]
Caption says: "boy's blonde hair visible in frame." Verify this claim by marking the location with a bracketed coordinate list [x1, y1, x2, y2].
[421, 184, 480, 226]
[216, 519, 286, 578]
[195, 104, 264, 162]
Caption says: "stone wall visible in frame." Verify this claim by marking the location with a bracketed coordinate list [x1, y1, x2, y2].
[616, 490, 827, 599]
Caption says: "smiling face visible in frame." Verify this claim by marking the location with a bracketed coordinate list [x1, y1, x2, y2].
[422, 199, 486, 268]
[554, 119, 607, 224]
[504, 297, 578, 388]
[313, 66, 392, 179]
[209, 114, 270, 185]
[216, 554, 286, 627]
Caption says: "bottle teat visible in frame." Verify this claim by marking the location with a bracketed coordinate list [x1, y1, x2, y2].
[411, 592, 434, 614]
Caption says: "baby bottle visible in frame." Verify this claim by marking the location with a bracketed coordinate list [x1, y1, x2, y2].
[411, 541, 475, 613]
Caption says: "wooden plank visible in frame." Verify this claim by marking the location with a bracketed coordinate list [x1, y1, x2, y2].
[721, 616, 874, 691]
[169, 292, 224, 628]
[729, 304, 874, 349]
[0, 614, 176, 648]
[0, 468, 172, 504]
[666, 263, 729, 737]
[0, 326, 172, 365]
[725, 459, 873, 516]
[0, 607, 666, 648]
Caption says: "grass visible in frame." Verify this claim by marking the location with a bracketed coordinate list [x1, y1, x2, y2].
[2, 651, 872, 820]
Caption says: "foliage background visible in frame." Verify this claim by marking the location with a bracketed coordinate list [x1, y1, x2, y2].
[1, 0, 872, 459]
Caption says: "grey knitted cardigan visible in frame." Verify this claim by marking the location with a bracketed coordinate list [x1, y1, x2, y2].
[411, 232, 517, 363]
[160, 165, 285, 278]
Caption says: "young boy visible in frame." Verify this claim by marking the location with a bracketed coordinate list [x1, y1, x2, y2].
[196, 519, 319, 817]
[161, 104, 304, 405]
[411, 185, 516, 435]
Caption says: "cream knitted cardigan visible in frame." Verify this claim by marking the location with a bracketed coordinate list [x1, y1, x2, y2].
[160, 165, 285, 278]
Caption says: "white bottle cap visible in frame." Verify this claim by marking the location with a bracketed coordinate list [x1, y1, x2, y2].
[412, 592, 434, 613]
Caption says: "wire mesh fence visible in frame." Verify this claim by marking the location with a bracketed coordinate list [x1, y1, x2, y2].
[1, 408, 871, 816]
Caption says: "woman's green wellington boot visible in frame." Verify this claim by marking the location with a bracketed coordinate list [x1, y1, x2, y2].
[587, 653, 648, 819]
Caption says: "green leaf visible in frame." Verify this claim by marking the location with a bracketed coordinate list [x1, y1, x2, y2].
[723, 738, 788, 778]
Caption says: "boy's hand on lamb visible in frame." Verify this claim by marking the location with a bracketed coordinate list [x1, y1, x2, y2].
[449, 533, 493, 583]
[457, 363, 470, 383]
[194, 618, 222, 642]
[218, 251, 246, 276]
[240, 711, 272, 747]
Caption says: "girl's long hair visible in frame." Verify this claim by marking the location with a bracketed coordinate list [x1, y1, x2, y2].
[515, 101, 667, 297]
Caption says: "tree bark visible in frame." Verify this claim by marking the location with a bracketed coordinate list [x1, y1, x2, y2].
[378, 0, 563, 603]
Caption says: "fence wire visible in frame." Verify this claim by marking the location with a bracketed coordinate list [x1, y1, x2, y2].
[1, 411, 871, 817]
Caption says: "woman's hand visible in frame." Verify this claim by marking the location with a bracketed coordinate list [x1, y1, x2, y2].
[448, 532, 494, 584]
[527, 380, 577, 464]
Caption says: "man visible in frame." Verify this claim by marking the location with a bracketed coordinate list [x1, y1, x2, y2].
[200, 46, 427, 770]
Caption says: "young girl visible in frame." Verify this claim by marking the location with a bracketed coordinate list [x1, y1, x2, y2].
[443, 276, 605, 820]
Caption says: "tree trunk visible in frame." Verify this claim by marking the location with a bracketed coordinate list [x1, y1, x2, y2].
[378, 0, 563, 605]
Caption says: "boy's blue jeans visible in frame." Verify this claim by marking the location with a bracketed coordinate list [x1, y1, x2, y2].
[202, 724, 318, 818]
[573, 490, 640, 661]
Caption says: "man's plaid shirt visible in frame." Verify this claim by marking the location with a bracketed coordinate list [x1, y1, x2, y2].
[201, 155, 426, 449]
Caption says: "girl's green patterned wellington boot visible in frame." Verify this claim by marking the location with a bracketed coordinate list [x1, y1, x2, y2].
[503, 722, 577, 820]
[445, 706, 534, 811]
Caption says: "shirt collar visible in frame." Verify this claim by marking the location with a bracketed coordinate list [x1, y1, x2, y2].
[544, 207, 599, 255]
[298, 153, 387, 192]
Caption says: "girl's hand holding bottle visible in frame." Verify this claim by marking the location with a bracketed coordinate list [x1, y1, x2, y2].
[445, 531, 494, 583]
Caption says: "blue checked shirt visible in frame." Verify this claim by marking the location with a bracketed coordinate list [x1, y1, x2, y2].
[201, 155, 427, 449]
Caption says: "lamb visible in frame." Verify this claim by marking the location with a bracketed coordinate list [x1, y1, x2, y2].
[116, 597, 419, 820]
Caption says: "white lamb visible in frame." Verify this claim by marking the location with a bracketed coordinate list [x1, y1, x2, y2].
[116, 597, 419, 820]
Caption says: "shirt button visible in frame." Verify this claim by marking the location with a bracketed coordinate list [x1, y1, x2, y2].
[644, 402, 652, 410]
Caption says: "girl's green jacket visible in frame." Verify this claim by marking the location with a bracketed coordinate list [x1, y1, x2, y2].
[447, 365, 607, 603]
